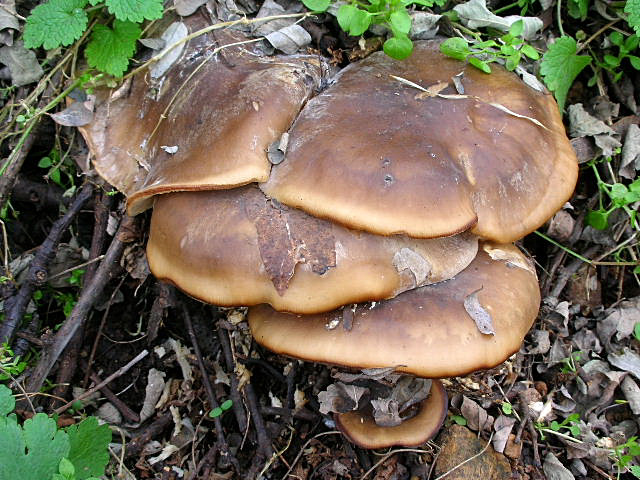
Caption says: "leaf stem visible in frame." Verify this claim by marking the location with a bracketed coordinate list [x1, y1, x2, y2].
[556, 0, 565, 37]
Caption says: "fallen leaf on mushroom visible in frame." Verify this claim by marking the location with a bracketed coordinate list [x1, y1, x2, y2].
[77, 18, 578, 449]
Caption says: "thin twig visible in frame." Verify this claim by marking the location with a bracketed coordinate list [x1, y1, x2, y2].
[54, 349, 149, 414]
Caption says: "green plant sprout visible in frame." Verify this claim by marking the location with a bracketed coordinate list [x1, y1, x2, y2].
[449, 414, 467, 426]
[611, 436, 640, 479]
[585, 158, 640, 241]
[501, 401, 513, 415]
[302, 0, 446, 59]
[535, 412, 582, 441]
[560, 351, 585, 374]
[589, 32, 640, 86]
[440, 20, 540, 73]
[209, 399, 233, 418]
[634, 322, 640, 342]
[0, 344, 28, 381]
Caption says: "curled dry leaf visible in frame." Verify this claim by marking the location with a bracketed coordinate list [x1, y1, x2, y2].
[464, 287, 496, 335]
[460, 395, 494, 432]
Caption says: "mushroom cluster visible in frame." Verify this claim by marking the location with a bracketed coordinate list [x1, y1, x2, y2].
[81, 24, 578, 448]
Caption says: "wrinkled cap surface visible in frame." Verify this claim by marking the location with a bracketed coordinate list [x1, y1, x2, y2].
[261, 40, 578, 243]
[79, 27, 323, 215]
[336, 379, 447, 448]
[147, 186, 478, 313]
[249, 243, 541, 377]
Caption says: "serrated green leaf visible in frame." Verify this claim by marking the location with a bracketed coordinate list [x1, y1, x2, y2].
[469, 56, 491, 73]
[625, 0, 640, 35]
[0, 385, 15, 416]
[23, 0, 88, 49]
[439, 37, 470, 61]
[85, 20, 140, 77]
[337, 4, 371, 36]
[389, 10, 411, 35]
[540, 36, 591, 111]
[66, 417, 111, 479]
[105, 0, 163, 22]
[0, 413, 70, 479]
[383, 34, 413, 59]
[301, 0, 330, 11]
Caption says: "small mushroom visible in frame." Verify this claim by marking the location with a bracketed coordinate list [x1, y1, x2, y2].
[336, 379, 448, 449]
[261, 40, 577, 243]
[248, 243, 540, 378]
[147, 186, 478, 313]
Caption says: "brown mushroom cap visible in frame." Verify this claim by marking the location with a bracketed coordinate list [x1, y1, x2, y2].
[79, 27, 322, 215]
[147, 186, 478, 313]
[261, 40, 577, 243]
[248, 243, 540, 377]
[336, 379, 448, 448]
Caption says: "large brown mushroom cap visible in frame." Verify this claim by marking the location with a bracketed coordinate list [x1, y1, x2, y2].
[336, 379, 448, 448]
[147, 186, 478, 313]
[79, 27, 323, 215]
[261, 40, 578, 243]
[248, 243, 540, 377]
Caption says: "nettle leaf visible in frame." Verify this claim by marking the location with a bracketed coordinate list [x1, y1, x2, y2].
[23, 0, 89, 50]
[626, 0, 640, 35]
[86, 20, 141, 76]
[0, 413, 70, 480]
[383, 34, 413, 59]
[439, 37, 470, 61]
[337, 4, 371, 36]
[0, 384, 15, 416]
[540, 36, 591, 111]
[105, 0, 163, 22]
[301, 0, 330, 11]
[66, 417, 111, 479]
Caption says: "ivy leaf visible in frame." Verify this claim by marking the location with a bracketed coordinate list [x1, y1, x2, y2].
[540, 36, 591, 111]
[85, 20, 141, 77]
[337, 4, 371, 36]
[23, 0, 89, 49]
[105, 0, 163, 22]
[0, 413, 70, 480]
[301, 0, 330, 11]
[66, 417, 111, 479]
[625, 0, 640, 35]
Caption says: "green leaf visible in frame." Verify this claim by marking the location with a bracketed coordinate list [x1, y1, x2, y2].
[501, 402, 513, 415]
[85, 20, 141, 77]
[586, 210, 609, 229]
[389, 10, 411, 35]
[509, 19, 524, 38]
[209, 407, 223, 418]
[625, 34, 640, 51]
[439, 37, 470, 61]
[567, 0, 589, 19]
[38, 157, 53, 168]
[469, 56, 491, 73]
[629, 55, 640, 70]
[505, 52, 521, 71]
[631, 465, 640, 478]
[520, 44, 539, 59]
[610, 31, 624, 46]
[0, 385, 15, 416]
[301, 0, 330, 11]
[59, 457, 75, 477]
[23, 0, 89, 50]
[540, 36, 591, 111]
[625, 0, 640, 35]
[383, 34, 413, 59]
[634, 322, 640, 341]
[66, 417, 111, 480]
[105, 0, 163, 22]
[337, 4, 371, 36]
[221, 399, 233, 411]
[550, 420, 560, 431]
[604, 54, 621, 67]
[0, 413, 71, 480]
[451, 414, 467, 426]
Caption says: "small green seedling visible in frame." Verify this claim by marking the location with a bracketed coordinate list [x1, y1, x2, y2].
[0, 344, 28, 381]
[611, 436, 640, 479]
[501, 401, 513, 415]
[560, 351, 584, 374]
[550, 413, 581, 437]
[450, 414, 467, 426]
[590, 32, 640, 85]
[440, 20, 539, 73]
[209, 399, 233, 418]
[302, 0, 446, 59]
